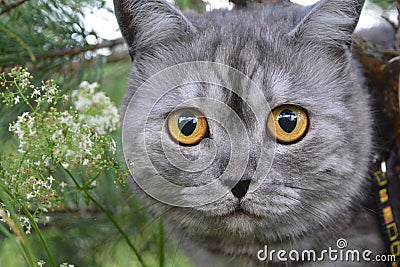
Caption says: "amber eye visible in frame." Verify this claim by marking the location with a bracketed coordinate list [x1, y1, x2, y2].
[167, 109, 208, 145]
[267, 105, 308, 144]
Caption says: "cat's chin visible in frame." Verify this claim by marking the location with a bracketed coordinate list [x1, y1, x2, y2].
[222, 209, 262, 234]
[195, 201, 274, 238]
[182, 198, 318, 244]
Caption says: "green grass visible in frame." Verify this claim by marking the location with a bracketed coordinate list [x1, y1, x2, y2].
[0, 239, 26, 267]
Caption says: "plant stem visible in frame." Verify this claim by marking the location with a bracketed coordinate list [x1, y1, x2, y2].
[20, 204, 57, 267]
[0, 184, 41, 267]
[63, 167, 147, 267]
[82, 171, 100, 189]
[158, 220, 165, 267]
[14, 81, 36, 112]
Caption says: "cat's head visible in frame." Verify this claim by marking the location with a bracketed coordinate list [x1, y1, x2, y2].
[115, 0, 369, 246]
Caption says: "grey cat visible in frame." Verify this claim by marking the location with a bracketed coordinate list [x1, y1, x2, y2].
[113, 0, 387, 266]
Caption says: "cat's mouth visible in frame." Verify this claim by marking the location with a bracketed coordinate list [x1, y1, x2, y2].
[226, 202, 256, 217]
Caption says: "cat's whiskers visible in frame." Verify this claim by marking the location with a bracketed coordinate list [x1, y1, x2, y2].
[283, 183, 358, 202]
[123, 194, 161, 214]
[283, 184, 323, 192]
[276, 192, 331, 221]
[273, 197, 347, 258]
[162, 208, 196, 265]
[130, 204, 196, 266]
[275, 200, 311, 240]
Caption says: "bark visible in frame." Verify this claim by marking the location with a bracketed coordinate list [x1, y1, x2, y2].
[352, 36, 400, 176]
[352, 38, 399, 143]
[0, 0, 30, 15]
[34, 38, 125, 61]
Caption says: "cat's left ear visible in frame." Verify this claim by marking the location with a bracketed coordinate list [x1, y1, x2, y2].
[113, 0, 196, 59]
[289, 0, 365, 48]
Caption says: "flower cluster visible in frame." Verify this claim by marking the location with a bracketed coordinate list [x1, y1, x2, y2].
[72, 81, 120, 135]
[0, 67, 128, 265]
[1, 69, 64, 109]
[8, 108, 113, 170]
[0, 67, 33, 105]
[37, 260, 73, 267]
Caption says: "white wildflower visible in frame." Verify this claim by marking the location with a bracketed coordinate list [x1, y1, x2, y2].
[47, 176, 55, 184]
[71, 90, 78, 98]
[14, 95, 20, 104]
[29, 129, 36, 136]
[61, 162, 69, 169]
[79, 81, 90, 89]
[20, 70, 30, 79]
[59, 181, 67, 189]
[72, 81, 120, 135]
[46, 95, 54, 104]
[110, 139, 116, 154]
[20, 216, 32, 235]
[48, 86, 57, 95]
[31, 88, 41, 98]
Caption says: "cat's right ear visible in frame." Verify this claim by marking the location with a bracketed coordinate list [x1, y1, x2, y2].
[113, 0, 195, 59]
[289, 0, 365, 49]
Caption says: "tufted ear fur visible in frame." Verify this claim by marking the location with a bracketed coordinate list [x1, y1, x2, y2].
[113, 0, 195, 59]
[289, 0, 365, 48]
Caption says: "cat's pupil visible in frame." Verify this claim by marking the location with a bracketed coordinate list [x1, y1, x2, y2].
[278, 109, 297, 133]
[178, 111, 198, 136]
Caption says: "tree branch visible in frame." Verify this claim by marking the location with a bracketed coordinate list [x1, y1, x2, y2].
[34, 38, 125, 61]
[353, 37, 400, 172]
[0, 0, 30, 15]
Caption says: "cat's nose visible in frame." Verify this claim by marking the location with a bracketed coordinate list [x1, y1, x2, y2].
[231, 179, 251, 199]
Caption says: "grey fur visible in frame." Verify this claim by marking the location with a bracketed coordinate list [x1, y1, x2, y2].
[114, 0, 385, 266]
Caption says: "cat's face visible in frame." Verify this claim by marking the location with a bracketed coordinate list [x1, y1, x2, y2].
[115, 0, 369, 246]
